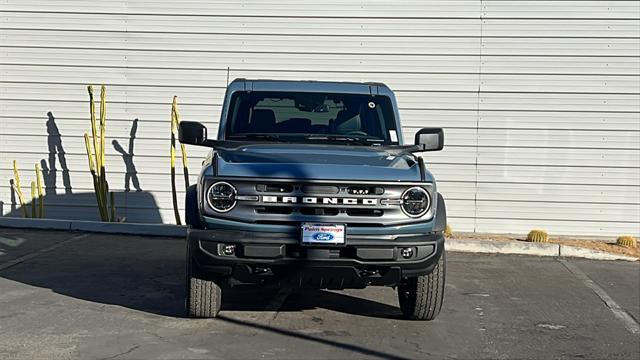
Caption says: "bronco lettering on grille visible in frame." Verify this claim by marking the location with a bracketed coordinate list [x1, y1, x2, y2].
[261, 196, 378, 206]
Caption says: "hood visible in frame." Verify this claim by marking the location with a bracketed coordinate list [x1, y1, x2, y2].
[215, 143, 426, 182]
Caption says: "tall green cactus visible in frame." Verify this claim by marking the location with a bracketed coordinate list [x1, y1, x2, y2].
[84, 85, 115, 221]
[12, 160, 29, 218]
[170, 96, 189, 225]
[11, 160, 45, 218]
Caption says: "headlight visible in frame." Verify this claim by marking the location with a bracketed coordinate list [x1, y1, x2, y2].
[401, 187, 430, 217]
[207, 181, 237, 212]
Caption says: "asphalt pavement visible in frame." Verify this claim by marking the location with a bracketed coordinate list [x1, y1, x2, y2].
[0, 228, 638, 359]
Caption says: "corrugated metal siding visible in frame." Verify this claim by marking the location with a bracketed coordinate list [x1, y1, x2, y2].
[1, 0, 638, 236]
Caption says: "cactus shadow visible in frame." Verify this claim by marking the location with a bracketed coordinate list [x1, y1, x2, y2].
[3, 113, 161, 223]
[112, 118, 142, 192]
[45, 112, 72, 195]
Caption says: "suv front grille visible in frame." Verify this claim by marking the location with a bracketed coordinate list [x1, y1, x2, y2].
[202, 178, 434, 226]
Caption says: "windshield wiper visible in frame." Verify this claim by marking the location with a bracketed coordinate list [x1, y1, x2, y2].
[304, 135, 384, 146]
[227, 133, 287, 142]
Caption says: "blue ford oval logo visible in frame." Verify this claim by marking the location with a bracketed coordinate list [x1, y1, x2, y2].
[312, 232, 335, 241]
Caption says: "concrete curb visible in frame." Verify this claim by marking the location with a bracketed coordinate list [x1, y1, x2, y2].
[0, 217, 187, 237]
[558, 244, 638, 261]
[0, 217, 72, 231]
[448, 238, 638, 262]
[447, 239, 559, 256]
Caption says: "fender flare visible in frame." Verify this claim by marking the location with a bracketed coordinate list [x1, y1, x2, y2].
[432, 192, 447, 233]
[185, 184, 204, 229]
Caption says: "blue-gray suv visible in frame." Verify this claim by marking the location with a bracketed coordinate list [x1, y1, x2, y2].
[180, 79, 447, 320]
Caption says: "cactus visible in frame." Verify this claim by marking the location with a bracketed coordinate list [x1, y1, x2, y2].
[526, 229, 549, 243]
[86, 86, 105, 220]
[170, 96, 189, 225]
[11, 161, 46, 218]
[12, 160, 29, 218]
[170, 96, 181, 225]
[84, 85, 114, 221]
[444, 224, 453, 238]
[616, 235, 637, 249]
[99, 86, 107, 200]
[173, 96, 190, 190]
[11, 161, 47, 218]
[84, 133, 98, 192]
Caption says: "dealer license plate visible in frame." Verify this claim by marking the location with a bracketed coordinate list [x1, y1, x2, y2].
[301, 223, 346, 245]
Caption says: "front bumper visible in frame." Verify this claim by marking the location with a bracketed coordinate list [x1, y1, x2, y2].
[188, 226, 444, 289]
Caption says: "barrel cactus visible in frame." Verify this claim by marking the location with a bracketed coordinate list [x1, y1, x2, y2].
[616, 236, 637, 249]
[526, 229, 549, 243]
[444, 224, 453, 238]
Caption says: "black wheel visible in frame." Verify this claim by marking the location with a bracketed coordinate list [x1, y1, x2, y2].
[185, 184, 203, 229]
[185, 242, 222, 318]
[398, 251, 446, 321]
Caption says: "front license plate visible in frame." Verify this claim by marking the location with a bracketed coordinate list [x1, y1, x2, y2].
[301, 223, 346, 245]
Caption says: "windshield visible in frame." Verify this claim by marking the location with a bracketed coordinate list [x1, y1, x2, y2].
[225, 91, 399, 145]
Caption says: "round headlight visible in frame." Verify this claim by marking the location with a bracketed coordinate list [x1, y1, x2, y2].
[401, 187, 430, 217]
[207, 181, 237, 213]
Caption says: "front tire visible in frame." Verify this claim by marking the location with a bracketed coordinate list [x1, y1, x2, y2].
[186, 242, 222, 318]
[398, 250, 446, 320]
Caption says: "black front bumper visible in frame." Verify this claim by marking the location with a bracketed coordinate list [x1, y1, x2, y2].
[188, 228, 444, 289]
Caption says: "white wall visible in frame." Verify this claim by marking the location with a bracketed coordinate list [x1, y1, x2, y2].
[1, 1, 638, 236]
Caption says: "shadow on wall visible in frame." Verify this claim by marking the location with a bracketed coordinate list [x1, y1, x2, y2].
[112, 118, 142, 192]
[3, 114, 161, 223]
[3, 191, 163, 223]
[45, 111, 72, 195]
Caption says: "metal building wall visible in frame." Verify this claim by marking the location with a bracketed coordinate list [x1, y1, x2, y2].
[1, 1, 638, 236]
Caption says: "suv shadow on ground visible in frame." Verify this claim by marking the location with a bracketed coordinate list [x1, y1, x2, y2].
[0, 229, 412, 360]
[0, 231, 401, 320]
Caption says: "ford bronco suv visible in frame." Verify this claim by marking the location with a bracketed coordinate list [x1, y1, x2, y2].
[179, 79, 447, 320]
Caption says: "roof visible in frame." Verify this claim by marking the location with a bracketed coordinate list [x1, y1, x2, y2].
[227, 78, 394, 96]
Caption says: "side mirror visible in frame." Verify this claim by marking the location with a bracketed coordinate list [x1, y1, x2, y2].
[179, 121, 208, 146]
[415, 128, 444, 151]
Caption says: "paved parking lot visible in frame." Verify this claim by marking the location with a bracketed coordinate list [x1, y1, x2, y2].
[0, 228, 638, 359]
